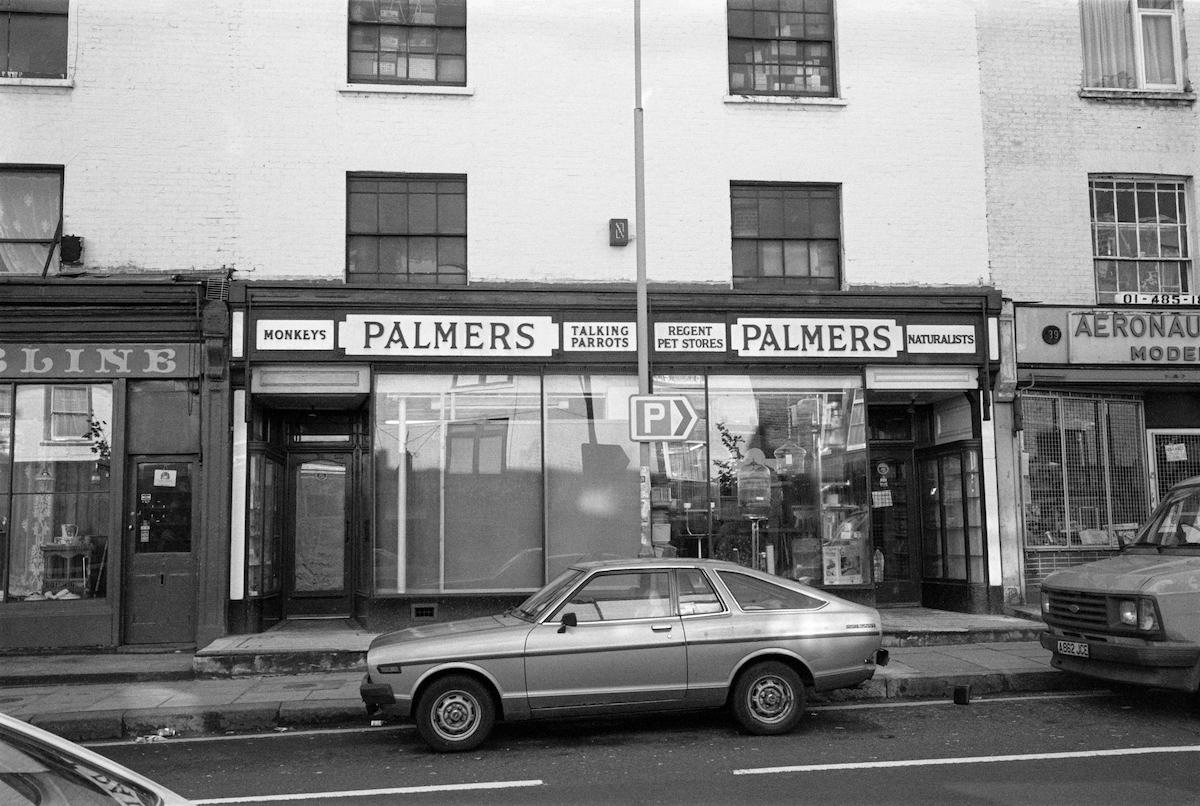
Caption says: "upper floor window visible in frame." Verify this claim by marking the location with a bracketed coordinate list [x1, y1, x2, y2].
[1091, 175, 1190, 303]
[731, 183, 840, 289]
[727, 0, 835, 97]
[347, 174, 466, 285]
[348, 0, 466, 86]
[0, 0, 67, 80]
[1081, 0, 1186, 91]
[0, 166, 62, 275]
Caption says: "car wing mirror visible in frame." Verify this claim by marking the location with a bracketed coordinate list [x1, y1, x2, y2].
[557, 612, 578, 633]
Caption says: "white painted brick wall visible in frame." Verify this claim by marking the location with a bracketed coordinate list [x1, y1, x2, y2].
[2, 0, 991, 289]
[979, 0, 1200, 305]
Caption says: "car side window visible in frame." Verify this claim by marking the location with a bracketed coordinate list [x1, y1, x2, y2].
[561, 571, 672, 622]
[677, 569, 725, 616]
[717, 571, 825, 611]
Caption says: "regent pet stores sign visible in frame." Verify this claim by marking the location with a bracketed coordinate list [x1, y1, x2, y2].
[1068, 310, 1200, 364]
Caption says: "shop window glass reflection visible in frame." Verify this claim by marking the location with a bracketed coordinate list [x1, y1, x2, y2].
[544, 375, 641, 579]
[5, 384, 112, 602]
[374, 374, 543, 593]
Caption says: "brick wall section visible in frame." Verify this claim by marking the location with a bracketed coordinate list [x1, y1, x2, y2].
[3, 0, 991, 287]
[978, 0, 1200, 305]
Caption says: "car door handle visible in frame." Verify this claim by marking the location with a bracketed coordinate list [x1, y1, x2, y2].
[651, 624, 673, 632]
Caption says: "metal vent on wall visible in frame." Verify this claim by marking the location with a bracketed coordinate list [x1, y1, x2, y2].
[205, 278, 230, 300]
[411, 604, 438, 621]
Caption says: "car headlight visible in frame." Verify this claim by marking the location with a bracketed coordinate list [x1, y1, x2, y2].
[1041, 590, 1051, 614]
[1117, 598, 1159, 631]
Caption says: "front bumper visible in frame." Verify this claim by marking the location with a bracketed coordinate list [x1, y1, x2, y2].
[1040, 629, 1200, 693]
[360, 675, 396, 715]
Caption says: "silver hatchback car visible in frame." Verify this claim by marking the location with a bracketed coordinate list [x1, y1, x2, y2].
[361, 558, 888, 752]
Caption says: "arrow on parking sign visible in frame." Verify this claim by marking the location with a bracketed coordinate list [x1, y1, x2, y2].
[629, 395, 699, 442]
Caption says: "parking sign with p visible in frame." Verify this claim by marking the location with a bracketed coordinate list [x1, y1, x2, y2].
[629, 395, 699, 442]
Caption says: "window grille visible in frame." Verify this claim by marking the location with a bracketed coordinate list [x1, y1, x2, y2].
[1021, 392, 1148, 549]
[1148, 430, 1200, 504]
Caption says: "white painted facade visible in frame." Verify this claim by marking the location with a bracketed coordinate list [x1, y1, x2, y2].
[3, 0, 991, 289]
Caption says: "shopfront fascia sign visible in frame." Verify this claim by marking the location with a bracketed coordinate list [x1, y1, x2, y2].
[1068, 310, 1200, 364]
[0, 343, 194, 379]
[256, 319, 335, 351]
[732, 318, 904, 358]
[339, 314, 560, 357]
[654, 322, 727, 352]
[563, 321, 636, 352]
[905, 324, 977, 353]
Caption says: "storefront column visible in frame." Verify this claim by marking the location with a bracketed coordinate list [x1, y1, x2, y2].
[196, 299, 232, 647]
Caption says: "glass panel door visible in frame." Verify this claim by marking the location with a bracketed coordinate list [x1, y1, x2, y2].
[286, 453, 352, 616]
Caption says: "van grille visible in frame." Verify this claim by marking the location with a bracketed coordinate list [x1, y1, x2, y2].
[1045, 589, 1109, 631]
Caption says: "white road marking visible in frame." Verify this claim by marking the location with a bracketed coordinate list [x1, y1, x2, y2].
[734, 744, 1200, 775]
[192, 780, 544, 803]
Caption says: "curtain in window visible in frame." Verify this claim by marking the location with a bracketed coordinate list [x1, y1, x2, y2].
[1081, 0, 1138, 88]
[1141, 14, 1177, 85]
[0, 172, 61, 274]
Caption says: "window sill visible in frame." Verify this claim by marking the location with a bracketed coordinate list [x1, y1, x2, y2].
[725, 94, 846, 107]
[1079, 88, 1195, 105]
[0, 77, 73, 90]
[340, 83, 474, 97]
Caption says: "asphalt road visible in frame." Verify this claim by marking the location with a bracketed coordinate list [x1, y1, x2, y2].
[94, 689, 1200, 806]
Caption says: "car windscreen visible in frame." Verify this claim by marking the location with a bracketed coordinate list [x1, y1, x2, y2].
[0, 726, 162, 806]
[1133, 485, 1200, 548]
[512, 568, 586, 621]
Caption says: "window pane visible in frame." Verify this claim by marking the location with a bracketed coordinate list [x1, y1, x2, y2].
[759, 241, 784, 276]
[437, 236, 466, 272]
[732, 240, 758, 277]
[378, 236, 407, 274]
[437, 191, 466, 234]
[783, 240, 810, 277]
[408, 237, 437, 273]
[408, 191, 438, 232]
[408, 53, 436, 80]
[544, 375, 641, 578]
[717, 571, 824, 610]
[757, 194, 784, 238]
[1141, 14, 1177, 85]
[731, 196, 759, 237]
[8, 15, 68, 78]
[347, 236, 379, 274]
[348, 193, 378, 233]
[373, 375, 543, 592]
[378, 193, 407, 233]
[810, 241, 839, 276]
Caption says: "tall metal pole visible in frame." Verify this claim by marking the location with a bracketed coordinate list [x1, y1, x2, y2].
[634, 0, 653, 556]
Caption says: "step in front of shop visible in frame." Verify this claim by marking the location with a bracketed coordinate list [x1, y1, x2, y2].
[192, 648, 367, 678]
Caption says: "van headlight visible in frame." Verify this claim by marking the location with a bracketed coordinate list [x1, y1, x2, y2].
[1117, 598, 1160, 632]
[1040, 590, 1051, 614]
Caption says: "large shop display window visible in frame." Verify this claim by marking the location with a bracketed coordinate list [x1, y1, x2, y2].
[0, 384, 112, 603]
[652, 375, 868, 586]
[1021, 393, 1148, 551]
[371, 373, 869, 594]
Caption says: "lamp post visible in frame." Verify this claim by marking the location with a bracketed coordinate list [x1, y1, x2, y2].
[634, 0, 653, 556]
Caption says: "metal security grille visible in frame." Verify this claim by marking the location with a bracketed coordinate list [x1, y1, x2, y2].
[1148, 430, 1200, 504]
[1021, 393, 1149, 549]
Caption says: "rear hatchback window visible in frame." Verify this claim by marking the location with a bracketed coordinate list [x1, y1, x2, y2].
[717, 571, 825, 611]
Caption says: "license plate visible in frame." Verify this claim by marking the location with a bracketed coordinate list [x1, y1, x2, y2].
[1057, 640, 1089, 658]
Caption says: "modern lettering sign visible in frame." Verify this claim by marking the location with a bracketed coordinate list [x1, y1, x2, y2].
[256, 320, 335, 351]
[905, 324, 977, 354]
[732, 318, 902, 358]
[0, 344, 192, 378]
[1068, 310, 1200, 364]
[654, 322, 727, 352]
[563, 321, 636, 351]
[339, 314, 559, 357]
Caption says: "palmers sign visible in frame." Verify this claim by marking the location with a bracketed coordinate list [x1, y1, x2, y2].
[339, 315, 560, 357]
[732, 318, 903, 358]
[0, 344, 195, 378]
[1068, 310, 1200, 364]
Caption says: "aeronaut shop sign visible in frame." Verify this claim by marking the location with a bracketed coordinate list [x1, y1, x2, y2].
[1068, 310, 1200, 364]
[339, 314, 560, 357]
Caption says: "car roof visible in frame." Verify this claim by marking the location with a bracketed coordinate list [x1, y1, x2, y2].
[570, 557, 757, 573]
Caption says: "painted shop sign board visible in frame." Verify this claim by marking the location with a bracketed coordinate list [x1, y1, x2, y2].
[0, 344, 195, 379]
[250, 315, 980, 361]
[1068, 310, 1200, 364]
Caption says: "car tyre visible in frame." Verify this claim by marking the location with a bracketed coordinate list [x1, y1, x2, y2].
[731, 661, 806, 736]
[415, 674, 496, 752]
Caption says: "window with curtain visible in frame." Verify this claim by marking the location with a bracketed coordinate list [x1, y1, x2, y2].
[0, 167, 62, 275]
[348, 0, 466, 86]
[1081, 0, 1185, 91]
[0, 0, 68, 79]
[1091, 175, 1190, 303]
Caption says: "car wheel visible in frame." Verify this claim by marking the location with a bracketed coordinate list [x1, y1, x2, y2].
[731, 661, 806, 736]
[415, 674, 496, 752]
